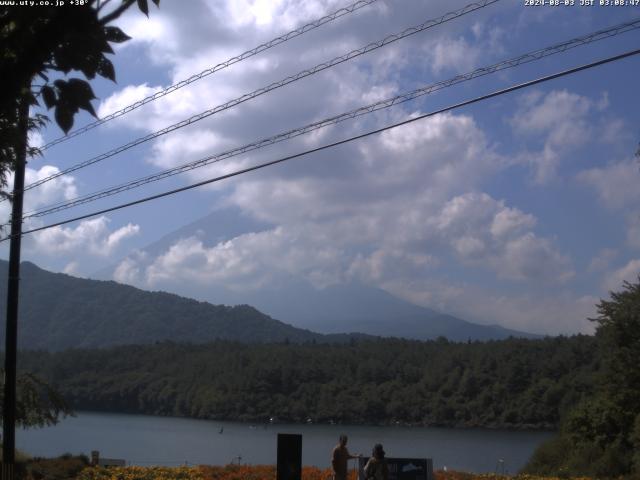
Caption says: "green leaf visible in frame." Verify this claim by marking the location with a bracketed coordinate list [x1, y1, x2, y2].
[76, 52, 101, 79]
[41, 85, 56, 109]
[54, 105, 74, 134]
[66, 78, 97, 117]
[104, 26, 131, 43]
[52, 47, 74, 74]
[26, 92, 38, 106]
[97, 57, 116, 82]
[100, 38, 115, 54]
[137, 0, 149, 16]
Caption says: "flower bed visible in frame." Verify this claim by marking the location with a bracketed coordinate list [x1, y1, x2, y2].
[74, 465, 596, 480]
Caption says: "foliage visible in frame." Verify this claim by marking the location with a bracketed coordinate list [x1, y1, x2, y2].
[524, 279, 640, 478]
[0, 0, 159, 190]
[0, 367, 72, 429]
[18, 334, 598, 430]
[19, 453, 90, 480]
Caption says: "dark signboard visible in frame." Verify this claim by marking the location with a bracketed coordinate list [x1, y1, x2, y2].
[276, 433, 302, 480]
[358, 457, 433, 480]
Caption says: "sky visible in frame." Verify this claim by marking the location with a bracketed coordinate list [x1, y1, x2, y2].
[2, 0, 640, 336]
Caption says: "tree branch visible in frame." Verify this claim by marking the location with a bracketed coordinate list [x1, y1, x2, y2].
[98, 0, 136, 25]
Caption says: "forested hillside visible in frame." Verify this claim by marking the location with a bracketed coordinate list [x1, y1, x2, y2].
[0, 261, 365, 349]
[19, 335, 598, 429]
[524, 279, 640, 478]
[0, 261, 536, 349]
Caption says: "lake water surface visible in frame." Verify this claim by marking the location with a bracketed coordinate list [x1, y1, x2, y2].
[17, 411, 552, 474]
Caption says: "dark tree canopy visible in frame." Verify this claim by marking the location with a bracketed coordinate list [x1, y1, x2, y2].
[0, 0, 159, 430]
[0, 0, 159, 192]
[0, 368, 72, 429]
[19, 335, 599, 430]
[525, 278, 640, 478]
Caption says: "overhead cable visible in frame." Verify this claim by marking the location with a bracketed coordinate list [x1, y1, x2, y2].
[23, 0, 500, 193]
[39, 0, 381, 151]
[20, 18, 640, 220]
[5, 47, 638, 242]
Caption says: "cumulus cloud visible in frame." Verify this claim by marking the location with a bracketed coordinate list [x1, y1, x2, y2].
[128, 187, 569, 299]
[0, 166, 78, 225]
[589, 248, 618, 273]
[143, 227, 348, 291]
[29, 217, 140, 258]
[99, 98, 575, 323]
[430, 193, 571, 282]
[603, 259, 640, 292]
[578, 158, 640, 251]
[427, 36, 483, 74]
[75, 0, 612, 335]
[578, 158, 640, 209]
[511, 90, 606, 183]
[97, 83, 168, 131]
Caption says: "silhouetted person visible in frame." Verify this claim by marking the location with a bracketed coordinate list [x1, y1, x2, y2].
[331, 434, 360, 480]
[363, 444, 388, 480]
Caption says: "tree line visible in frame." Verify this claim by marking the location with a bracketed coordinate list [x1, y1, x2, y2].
[523, 279, 640, 478]
[18, 335, 598, 430]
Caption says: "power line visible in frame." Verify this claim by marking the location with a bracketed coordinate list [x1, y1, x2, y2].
[5, 47, 638, 242]
[22, 0, 500, 193]
[19, 18, 640, 221]
[39, 0, 381, 151]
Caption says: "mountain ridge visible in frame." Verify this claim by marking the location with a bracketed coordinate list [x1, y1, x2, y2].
[0, 259, 539, 351]
[0, 260, 370, 350]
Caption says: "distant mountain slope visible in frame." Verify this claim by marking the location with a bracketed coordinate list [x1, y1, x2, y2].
[98, 208, 540, 342]
[241, 280, 541, 341]
[0, 261, 363, 351]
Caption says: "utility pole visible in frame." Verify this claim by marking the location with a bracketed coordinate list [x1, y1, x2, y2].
[2, 96, 29, 480]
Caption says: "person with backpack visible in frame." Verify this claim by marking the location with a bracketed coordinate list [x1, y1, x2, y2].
[363, 444, 389, 480]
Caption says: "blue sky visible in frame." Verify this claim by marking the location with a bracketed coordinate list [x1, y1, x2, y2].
[2, 0, 640, 335]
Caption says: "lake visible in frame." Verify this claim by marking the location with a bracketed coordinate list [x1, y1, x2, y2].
[16, 411, 553, 474]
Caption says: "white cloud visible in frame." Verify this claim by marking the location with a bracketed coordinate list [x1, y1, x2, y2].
[382, 278, 598, 335]
[96, 83, 162, 124]
[491, 207, 537, 238]
[578, 159, 640, 251]
[431, 193, 571, 282]
[604, 259, 640, 292]
[29, 217, 140, 257]
[0, 166, 78, 225]
[63, 261, 81, 276]
[578, 158, 640, 209]
[511, 90, 604, 183]
[428, 36, 482, 74]
[628, 215, 640, 249]
[144, 228, 347, 291]
[589, 248, 618, 273]
[113, 250, 148, 284]
[497, 233, 573, 283]
[133, 187, 570, 304]
[348, 249, 438, 283]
